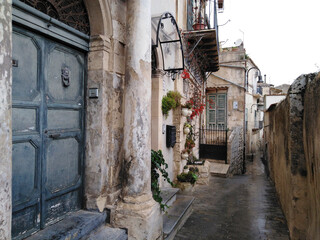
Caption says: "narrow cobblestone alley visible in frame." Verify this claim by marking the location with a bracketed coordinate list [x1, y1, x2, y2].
[175, 153, 290, 240]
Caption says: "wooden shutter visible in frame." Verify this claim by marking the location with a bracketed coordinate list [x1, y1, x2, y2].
[207, 94, 216, 128]
[217, 94, 226, 130]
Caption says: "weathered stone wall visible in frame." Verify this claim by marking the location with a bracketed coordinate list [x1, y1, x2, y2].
[303, 73, 320, 240]
[207, 75, 245, 131]
[208, 46, 263, 161]
[85, 0, 127, 210]
[0, 0, 12, 239]
[265, 73, 320, 240]
[227, 126, 244, 175]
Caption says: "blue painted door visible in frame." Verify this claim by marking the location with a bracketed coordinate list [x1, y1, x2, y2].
[12, 26, 85, 239]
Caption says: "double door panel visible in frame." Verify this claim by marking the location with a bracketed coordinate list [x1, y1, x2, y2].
[12, 26, 85, 239]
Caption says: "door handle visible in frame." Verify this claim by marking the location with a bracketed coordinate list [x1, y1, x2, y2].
[49, 134, 61, 139]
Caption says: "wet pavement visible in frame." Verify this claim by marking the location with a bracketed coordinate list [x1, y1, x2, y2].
[175, 153, 290, 240]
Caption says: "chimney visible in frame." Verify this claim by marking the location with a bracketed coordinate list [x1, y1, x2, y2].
[264, 74, 267, 83]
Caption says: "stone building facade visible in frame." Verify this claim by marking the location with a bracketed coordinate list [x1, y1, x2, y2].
[0, 0, 219, 239]
[205, 44, 263, 174]
[264, 73, 320, 240]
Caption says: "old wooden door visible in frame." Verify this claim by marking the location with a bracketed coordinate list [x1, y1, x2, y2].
[12, 26, 85, 238]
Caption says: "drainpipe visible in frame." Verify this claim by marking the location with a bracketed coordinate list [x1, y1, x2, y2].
[220, 64, 247, 173]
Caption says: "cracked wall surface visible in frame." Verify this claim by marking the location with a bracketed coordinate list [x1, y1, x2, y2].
[85, 0, 127, 209]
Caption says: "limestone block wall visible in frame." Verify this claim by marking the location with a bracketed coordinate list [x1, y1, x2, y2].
[85, 0, 127, 209]
[265, 73, 320, 240]
[0, 1, 12, 239]
[227, 126, 244, 175]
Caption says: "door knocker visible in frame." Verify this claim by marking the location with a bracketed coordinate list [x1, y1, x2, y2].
[61, 67, 70, 87]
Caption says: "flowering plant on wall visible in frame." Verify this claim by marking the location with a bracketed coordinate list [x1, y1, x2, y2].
[181, 69, 190, 79]
[185, 90, 205, 119]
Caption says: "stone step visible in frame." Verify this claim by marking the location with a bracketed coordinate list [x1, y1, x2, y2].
[160, 187, 179, 208]
[163, 195, 194, 240]
[210, 162, 230, 178]
[206, 158, 226, 164]
[26, 210, 107, 240]
[82, 225, 127, 240]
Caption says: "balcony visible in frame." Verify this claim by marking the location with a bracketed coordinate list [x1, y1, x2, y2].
[182, 0, 222, 77]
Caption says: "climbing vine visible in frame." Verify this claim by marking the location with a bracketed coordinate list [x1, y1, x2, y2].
[151, 150, 174, 211]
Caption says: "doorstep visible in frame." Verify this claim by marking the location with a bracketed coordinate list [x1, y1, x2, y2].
[26, 210, 107, 240]
[210, 162, 230, 177]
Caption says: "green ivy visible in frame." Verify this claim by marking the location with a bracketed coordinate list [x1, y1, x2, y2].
[151, 150, 173, 211]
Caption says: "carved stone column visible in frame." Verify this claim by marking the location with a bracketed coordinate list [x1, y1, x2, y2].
[113, 1, 162, 239]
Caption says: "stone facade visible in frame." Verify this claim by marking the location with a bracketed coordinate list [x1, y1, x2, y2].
[206, 44, 262, 168]
[0, 1, 12, 239]
[264, 73, 320, 240]
[227, 126, 244, 175]
[0, 0, 213, 239]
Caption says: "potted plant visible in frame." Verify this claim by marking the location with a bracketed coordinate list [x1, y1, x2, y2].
[185, 138, 195, 149]
[183, 122, 192, 134]
[184, 90, 206, 120]
[192, 0, 207, 30]
[181, 107, 189, 117]
[181, 101, 192, 117]
[176, 167, 199, 192]
[161, 91, 182, 116]
[181, 149, 189, 160]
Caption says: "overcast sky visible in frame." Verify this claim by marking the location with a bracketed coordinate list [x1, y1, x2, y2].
[217, 0, 320, 86]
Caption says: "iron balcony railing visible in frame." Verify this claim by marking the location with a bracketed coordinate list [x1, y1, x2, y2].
[187, 0, 219, 31]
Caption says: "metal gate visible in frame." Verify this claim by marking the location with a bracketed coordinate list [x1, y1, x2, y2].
[12, 26, 86, 239]
[199, 127, 228, 163]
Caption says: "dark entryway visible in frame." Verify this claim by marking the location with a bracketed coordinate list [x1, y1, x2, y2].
[11, 24, 86, 239]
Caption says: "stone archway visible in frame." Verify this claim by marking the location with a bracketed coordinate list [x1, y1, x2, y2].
[84, 0, 113, 37]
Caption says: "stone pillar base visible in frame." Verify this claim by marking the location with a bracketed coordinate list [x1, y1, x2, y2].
[112, 194, 162, 240]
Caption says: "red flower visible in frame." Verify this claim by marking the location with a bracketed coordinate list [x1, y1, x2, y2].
[181, 69, 190, 79]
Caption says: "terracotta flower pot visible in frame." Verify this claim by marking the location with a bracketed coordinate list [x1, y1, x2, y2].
[192, 23, 206, 30]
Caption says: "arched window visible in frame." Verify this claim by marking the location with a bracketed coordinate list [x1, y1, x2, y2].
[19, 0, 90, 35]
